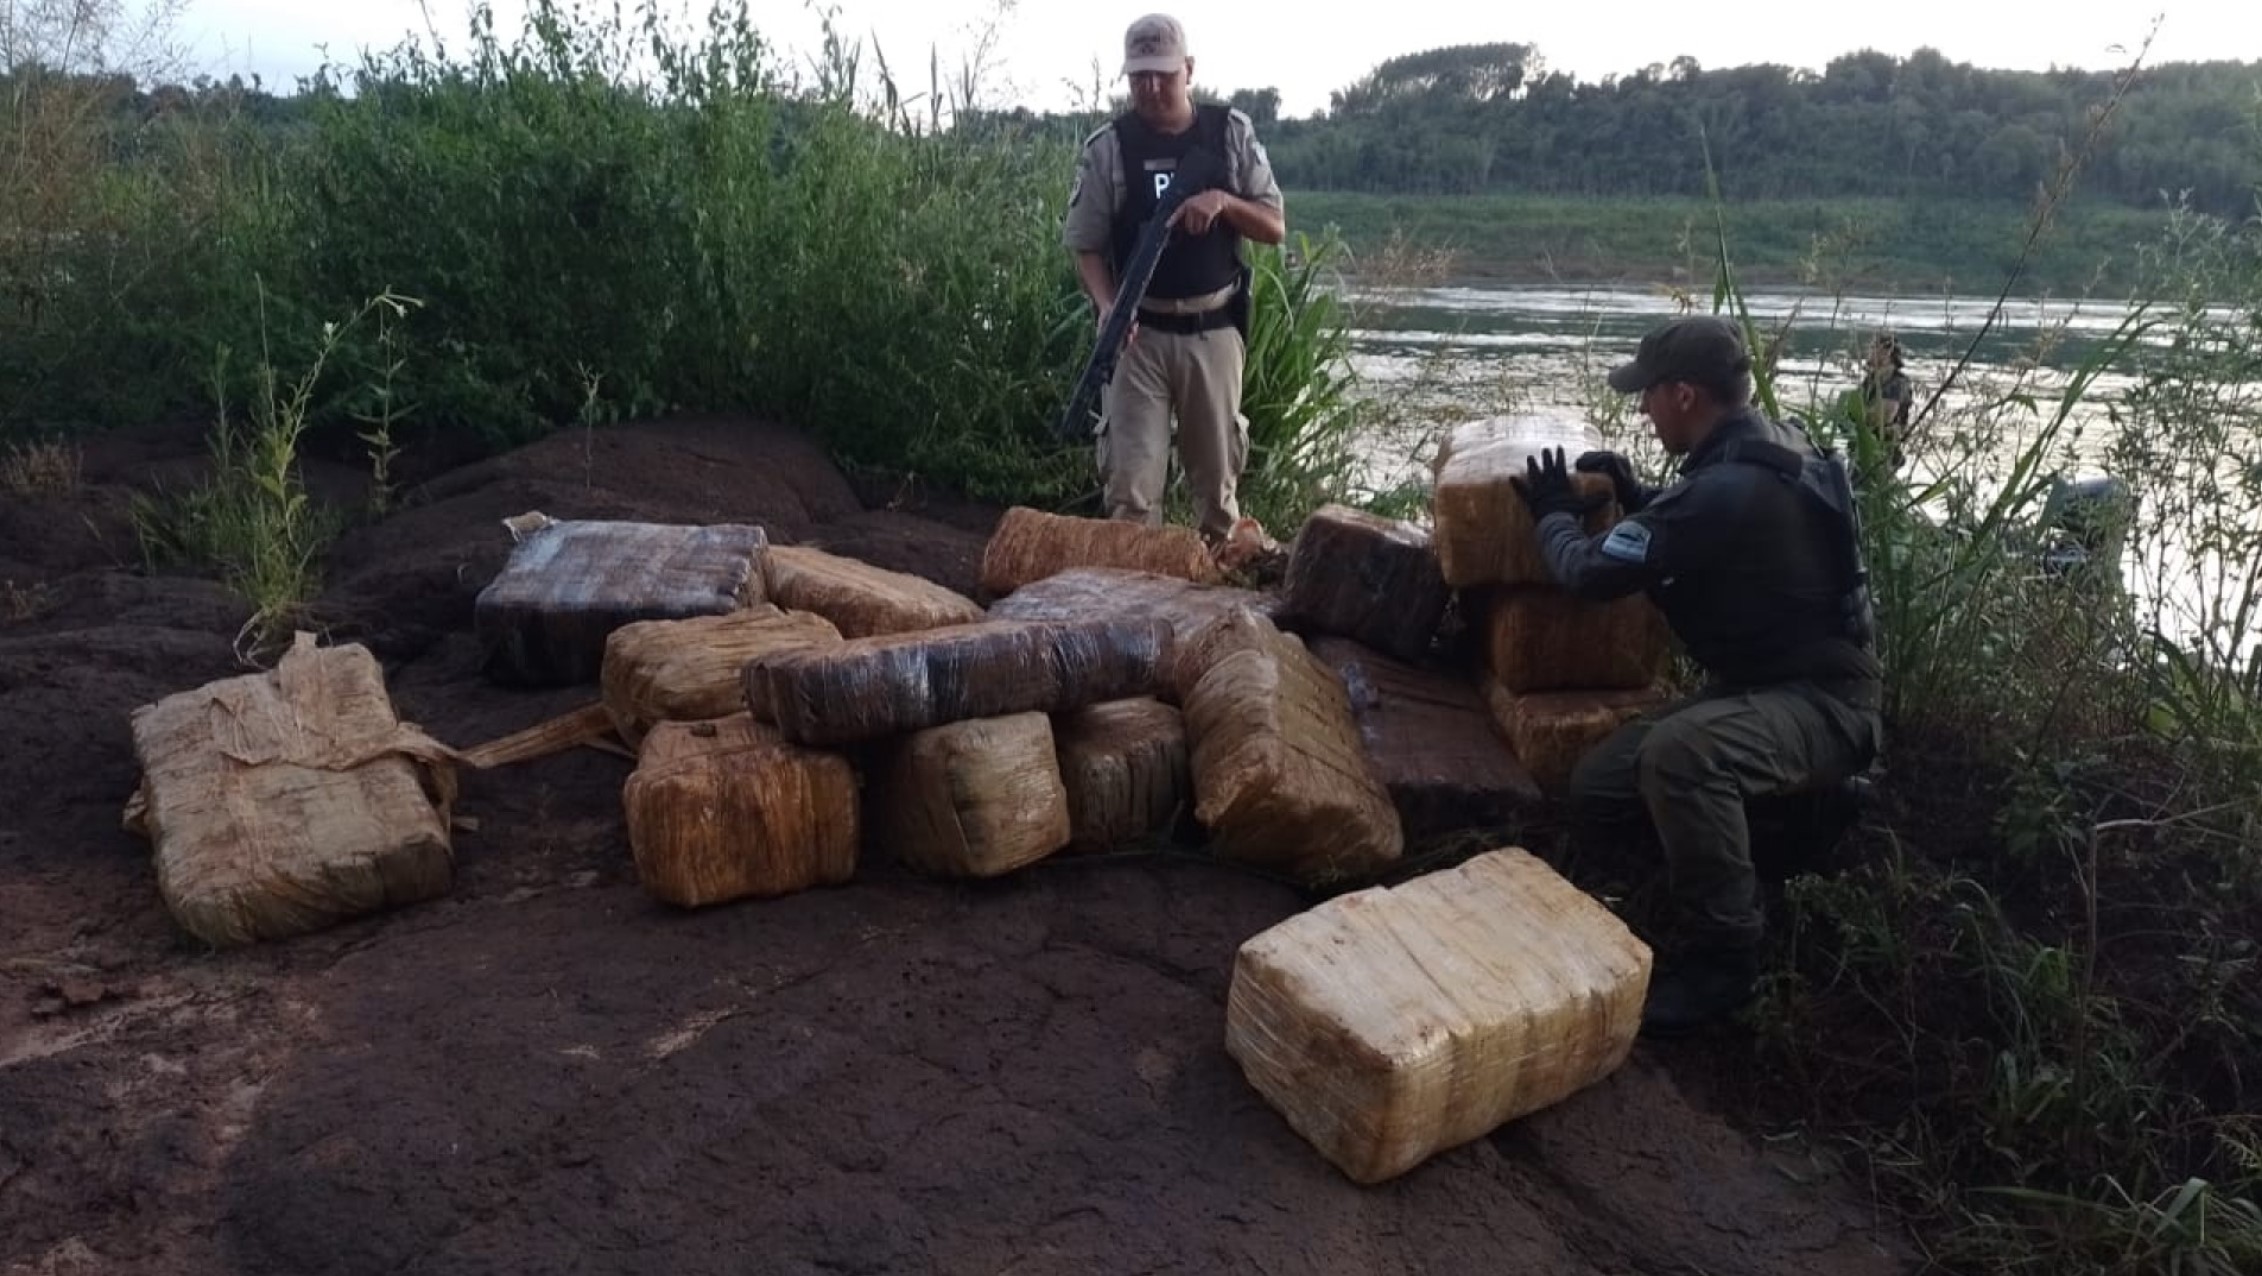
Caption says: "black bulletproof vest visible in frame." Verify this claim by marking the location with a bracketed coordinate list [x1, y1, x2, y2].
[1111, 104, 1240, 301]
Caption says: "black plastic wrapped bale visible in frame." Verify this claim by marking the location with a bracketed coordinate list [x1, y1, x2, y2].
[742, 618, 1172, 748]
[475, 515, 768, 686]
[985, 567, 1282, 701]
[1280, 504, 1451, 663]
[1308, 637, 1543, 839]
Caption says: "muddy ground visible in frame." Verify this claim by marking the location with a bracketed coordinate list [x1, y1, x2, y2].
[0, 417, 1918, 1275]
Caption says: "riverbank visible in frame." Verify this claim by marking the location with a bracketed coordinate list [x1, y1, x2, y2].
[1289, 190, 2176, 296]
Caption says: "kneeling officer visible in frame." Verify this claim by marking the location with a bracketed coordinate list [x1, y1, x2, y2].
[1511, 315, 1882, 1035]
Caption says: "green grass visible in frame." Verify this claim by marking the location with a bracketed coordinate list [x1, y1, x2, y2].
[1288, 189, 2178, 296]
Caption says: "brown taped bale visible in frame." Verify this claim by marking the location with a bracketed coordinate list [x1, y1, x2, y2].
[601, 605, 844, 747]
[978, 506, 1223, 598]
[1475, 585, 1673, 694]
[1306, 637, 1542, 837]
[1180, 609, 1403, 884]
[1053, 698, 1192, 852]
[743, 618, 1169, 748]
[763, 543, 984, 639]
[986, 566, 1281, 699]
[1430, 416, 1618, 588]
[475, 516, 767, 685]
[124, 633, 457, 948]
[1483, 681, 1672, 796]
[1225, 847, 1652, 1184]
[622, 714, 860, 908]
[868, 713, 1072, 877]
[1279, 504, 1451, 662]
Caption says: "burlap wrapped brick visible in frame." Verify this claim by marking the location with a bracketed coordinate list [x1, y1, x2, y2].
[1052, 698, 1192, 852]
[1307, 637, 1542, 837]
[622, 714, 859, 907]
[475, 515, 767, 685]
[1483, 681, 1673, 796]
[601, 605, 844, 747]
[1179, 609, 1402, 884]
[1225, 847, 1652, 1184]
[743, 618, 1169, 748]
[1475, 585, 1673, 694]
[1280, 504, 1451, 663]
[987, 566, 1280, 700]
[868, 712, 1072, 877]
[979, 505, 1223, 598]
[763, 543, 985, 639]
[124, 633, 457, 948]
[1430, 416, 1619, 588]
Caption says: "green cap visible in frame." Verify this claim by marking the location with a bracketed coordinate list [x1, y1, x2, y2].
[1607, 316, 1752, 393]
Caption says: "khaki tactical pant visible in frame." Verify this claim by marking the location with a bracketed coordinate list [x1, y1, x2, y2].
[1096, 322, 1249, 542]
[1567, 681, 1881, 951]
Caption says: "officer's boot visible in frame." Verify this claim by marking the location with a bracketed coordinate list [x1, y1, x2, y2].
[1638, 944, 1762, 1038]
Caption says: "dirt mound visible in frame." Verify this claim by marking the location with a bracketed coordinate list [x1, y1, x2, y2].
[0, 415, 1916, 1275]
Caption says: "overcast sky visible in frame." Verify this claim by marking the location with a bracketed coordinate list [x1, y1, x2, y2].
[171, 1, 2261, 115]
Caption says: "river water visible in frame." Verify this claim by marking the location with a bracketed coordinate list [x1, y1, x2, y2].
[1337, 283, 2261, 663]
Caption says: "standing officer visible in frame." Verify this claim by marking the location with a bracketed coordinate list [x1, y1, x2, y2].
[1511, 315, 1883, 1035]
[1061, 14, 1286, 545]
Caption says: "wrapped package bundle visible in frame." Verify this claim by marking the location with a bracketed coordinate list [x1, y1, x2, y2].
[1225, 847, 1652, 1184]
[978, 505, 1223, 599]
[601, 605, 845, 747]
[1430, 416, 1618, 588]
[1475, 585, 1673, 694]
[124, 633, 457, 948]
[1052, 698, 1192, 852]
[1179, 608, 1402, 884]
[1307, 637, 1542, 837]
[1484, 681, 1673, 796]
[1279, 504, 1451, 663]
[986, 566, 1281, 699]
[743, 618, 1170, 748]
[867, 712, 1071, 877]
[622, 714, 859, 907]
[474, 515, 767, 685]
[764, 543, 985, 639]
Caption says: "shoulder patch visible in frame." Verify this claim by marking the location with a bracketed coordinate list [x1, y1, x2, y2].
[1600, 519, 1653, 564]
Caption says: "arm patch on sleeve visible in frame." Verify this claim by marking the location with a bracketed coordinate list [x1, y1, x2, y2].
[1600, 520, 1653, 563]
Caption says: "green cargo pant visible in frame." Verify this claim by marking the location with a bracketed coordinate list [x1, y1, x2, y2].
[1567, 681, 1880, 951]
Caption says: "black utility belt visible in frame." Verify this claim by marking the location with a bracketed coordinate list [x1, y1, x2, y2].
[1135, 305, 1236, 335]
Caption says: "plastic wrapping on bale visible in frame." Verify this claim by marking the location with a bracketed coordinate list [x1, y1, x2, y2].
[1483, 681, 1672, 796]
[1225, 847, 1651, 1184]
[123, 633, 457, 948]
[1180, 609, 1403, 884]
[978, 505, 1223, 599]
[1280, 504, 1451, 662]
[622, 714, 859, 907]
[1475, 585, 1673, 694]
[1307, 637, 1542, 837]
[743, 618, 1170, 748]
[601, 605, 844, 747]
[987, 567, 1281, 700]
[868, 712, 1072, 877]
[1053, 698, 1192, 852]
[763, 543, 985, 639]
[1430, 416, 1619, 588]
[474, 516, 767, 685]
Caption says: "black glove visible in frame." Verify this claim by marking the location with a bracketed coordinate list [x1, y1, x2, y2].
[1510, 447, 1602, 521]
[1575, 450, 1648, 513]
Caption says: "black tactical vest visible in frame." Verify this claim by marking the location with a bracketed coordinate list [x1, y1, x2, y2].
[1110, 104, 1240, 301]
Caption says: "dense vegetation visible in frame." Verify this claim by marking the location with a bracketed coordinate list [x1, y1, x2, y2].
[3, 4, 2260, 1273]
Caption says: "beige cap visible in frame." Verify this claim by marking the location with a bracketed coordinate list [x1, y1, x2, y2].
[1122, 14, 1188, 75]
